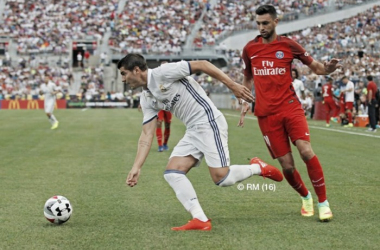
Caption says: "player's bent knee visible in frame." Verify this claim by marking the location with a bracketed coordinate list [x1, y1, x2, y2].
[209, 167, 230, 186]
[215, 170, 235, 187]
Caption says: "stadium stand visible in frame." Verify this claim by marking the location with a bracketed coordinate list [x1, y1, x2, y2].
[0, 0, 379, 113]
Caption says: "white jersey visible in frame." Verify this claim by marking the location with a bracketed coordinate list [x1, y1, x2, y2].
[292, 79, 305, 100]
[40, 81, 58, 101]
[140, 61, 222, 128]
[344, 80, 355, 102]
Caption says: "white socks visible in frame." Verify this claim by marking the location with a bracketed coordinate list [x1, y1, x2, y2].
[49, 114, 58, 125]
[164, 170, 208, 222]
[216, 164, 261, 187]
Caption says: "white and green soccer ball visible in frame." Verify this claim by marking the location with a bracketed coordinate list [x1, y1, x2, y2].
[44, 195, 72, 224]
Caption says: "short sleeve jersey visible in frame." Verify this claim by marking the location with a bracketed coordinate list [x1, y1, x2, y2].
[344, 81, 355, 102]
[242, 35, 313, 116]
[322, 83, 334, 101]
[140, 61, 222, 127]
[41, 81, 57, 100]
[292, 78, 305, 100]
[367, 81, 378, 101]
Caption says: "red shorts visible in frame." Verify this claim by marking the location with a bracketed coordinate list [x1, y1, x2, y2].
[339, 100, 345, 114]
[345, 102, 353, 111]
[258, 107, 310, 159]
[157, 110, 172, 123]
[324, 99, 336, 113]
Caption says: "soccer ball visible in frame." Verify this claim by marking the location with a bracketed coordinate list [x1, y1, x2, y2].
[44, 195, 73, 224]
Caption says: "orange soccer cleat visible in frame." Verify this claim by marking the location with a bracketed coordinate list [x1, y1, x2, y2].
[250, 157, 283, 182]
[171, 218, 212, 231]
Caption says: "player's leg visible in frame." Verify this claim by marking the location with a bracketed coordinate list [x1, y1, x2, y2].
[163, 111, 172, 150]
[295, 140, 332, 221]
[203, 115, 282, 186]
[45, 99, 58, 129]
[344, 102, 354, 127]
[287, 111, 332, 221]
[324, 102, 331, 127]
[156, 111, 164, 152]
[165, 135, 211, 231]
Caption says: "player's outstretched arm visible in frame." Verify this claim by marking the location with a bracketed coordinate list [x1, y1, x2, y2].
[308, 58, 343, 75]
[189, 60, 254, 103]
[127, 118, 157, 187]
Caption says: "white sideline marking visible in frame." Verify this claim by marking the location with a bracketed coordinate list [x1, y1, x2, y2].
[224, 113, 380, 139]
[81, 109, 87, 112]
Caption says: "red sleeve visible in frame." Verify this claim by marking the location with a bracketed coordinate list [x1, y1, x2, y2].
[242, 47, 252, 78]
[288, 39, 313, 66]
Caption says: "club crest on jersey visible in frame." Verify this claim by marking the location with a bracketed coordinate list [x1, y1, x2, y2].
[275, 51, 284, 59]
[159, 84, 168, 92]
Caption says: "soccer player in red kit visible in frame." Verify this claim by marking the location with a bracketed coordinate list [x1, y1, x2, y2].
[240, 5, 342, 222]
[322, 76, 339, 127]
[157, 110, 172, 152]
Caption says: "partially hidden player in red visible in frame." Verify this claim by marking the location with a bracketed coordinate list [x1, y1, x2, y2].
[322, 76, 339, 127]
[239, 5, 342, 222]
[157, 110, 172, 152]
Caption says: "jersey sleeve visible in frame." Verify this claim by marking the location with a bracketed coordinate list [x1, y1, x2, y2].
[241, 47, 252, 78]
[159, 61, 191, 81]
[140, 92, 158, 125]
[288, 39, 313, 66]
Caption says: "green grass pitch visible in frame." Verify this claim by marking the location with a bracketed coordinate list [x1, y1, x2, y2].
[0, 109, 379, 250]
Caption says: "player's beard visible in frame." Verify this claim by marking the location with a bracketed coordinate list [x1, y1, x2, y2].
[261, 28, 275, 40]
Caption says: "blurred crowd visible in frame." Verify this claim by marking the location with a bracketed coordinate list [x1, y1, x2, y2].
[193, 0, 347, 48]
[108, 0, 205, 55]
[1, 0, 117, 55]
[0, 57, 73, 101]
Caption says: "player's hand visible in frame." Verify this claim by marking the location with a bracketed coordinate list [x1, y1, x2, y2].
[137, 104, 142, 112]
[324, 58, 342, 74]
[237, 100, 250, 127]
[237, 115, 246, 127]
[126, 167, 140, 187]
[231, 83, 254, 103]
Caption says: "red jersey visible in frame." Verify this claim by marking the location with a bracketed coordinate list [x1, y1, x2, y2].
[242, 35, 313, 116]
[367, 81, 378, 101]
[322, 83, 334, 102]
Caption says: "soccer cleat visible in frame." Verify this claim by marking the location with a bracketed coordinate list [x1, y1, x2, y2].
[171, 218, 212, 231]
[326, 123, 330, 127]
[51, 121, 59, 130]
[343, 123, 353, 128]
[330, 117, 338, 123]
[163, 144, 169, 151]
[301, 192, 314, 217]
[318, 200, 333, 222]
[158, 146, 164, 152]
[250, 157, 283, 182]
[367, 128, 377, 132]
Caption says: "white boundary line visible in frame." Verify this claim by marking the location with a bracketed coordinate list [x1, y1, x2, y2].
[224, 113, 380, 139]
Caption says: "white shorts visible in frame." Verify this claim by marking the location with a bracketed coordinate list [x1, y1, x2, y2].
[44, 98, 55, 113]
[170, 115, 230, 168]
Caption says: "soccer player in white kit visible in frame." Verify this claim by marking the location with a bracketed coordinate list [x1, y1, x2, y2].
[291, 69, 305, 101]
[39, 76, 60, 129]
[341, 76, 355, 127]
[118, 54, 283, 231]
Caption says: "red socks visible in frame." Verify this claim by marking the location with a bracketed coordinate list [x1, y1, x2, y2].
[164, 128, 170, 145]
[156, 128, 163, 146]
[305, 155, 326, 203]
[347, 111, 352, 123]
[283, 169, 309, 197]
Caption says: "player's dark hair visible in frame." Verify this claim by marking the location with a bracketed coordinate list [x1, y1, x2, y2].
[367, 75, 373, 81]
[256, 5, 277, 19]
[341, 76, 348, 81]
[117, 54, 148, 71]
[292, 68, 299, 79]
